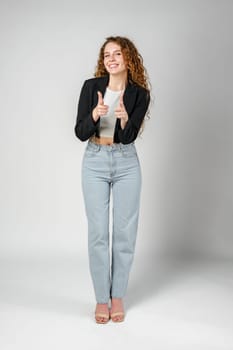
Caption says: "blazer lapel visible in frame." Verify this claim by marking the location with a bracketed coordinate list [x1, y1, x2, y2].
[96, 76, 109, 96]
[91, 76, 108, 108]
[123, 84, 137, 115]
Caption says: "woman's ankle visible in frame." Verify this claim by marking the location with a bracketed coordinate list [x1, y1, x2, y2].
[111, 297, 123, 303]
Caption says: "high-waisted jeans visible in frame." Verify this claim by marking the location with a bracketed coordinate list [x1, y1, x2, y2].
[81, 140, 141, 303]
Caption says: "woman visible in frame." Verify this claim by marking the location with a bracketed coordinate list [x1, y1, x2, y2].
[74, 36, 150, 323]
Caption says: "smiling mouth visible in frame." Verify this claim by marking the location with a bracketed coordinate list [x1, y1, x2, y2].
[108, 64, 118, 68]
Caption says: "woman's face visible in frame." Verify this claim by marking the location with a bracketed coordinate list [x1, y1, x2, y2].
[103, 42, 127, 76]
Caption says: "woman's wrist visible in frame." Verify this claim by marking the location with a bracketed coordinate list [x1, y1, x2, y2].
[92, 108, 100, 122]
[120, 116, 128, 129]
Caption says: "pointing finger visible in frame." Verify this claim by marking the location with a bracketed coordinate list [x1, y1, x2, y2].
[97, 91, 104, 105]
[119, 92, 124, 107]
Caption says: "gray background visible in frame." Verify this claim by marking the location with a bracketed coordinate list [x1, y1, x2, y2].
[0, 0, 232, 259]
[0, 1, 233, 349]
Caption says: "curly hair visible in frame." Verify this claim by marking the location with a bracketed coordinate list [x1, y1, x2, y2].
[94, 36, 151, 92]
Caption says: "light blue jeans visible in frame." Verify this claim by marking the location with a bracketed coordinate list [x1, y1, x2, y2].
[81, 140, 142, 303]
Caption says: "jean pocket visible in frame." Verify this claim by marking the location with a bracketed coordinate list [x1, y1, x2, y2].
[121, 145, 137, 158]
[84, 143, 100, 157]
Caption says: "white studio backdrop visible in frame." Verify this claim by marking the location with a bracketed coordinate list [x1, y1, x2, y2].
[0, 0, 233, 260]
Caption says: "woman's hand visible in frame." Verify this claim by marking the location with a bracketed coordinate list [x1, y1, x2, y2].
[115, 93, 128, 129]
[92, 91, 109, 122]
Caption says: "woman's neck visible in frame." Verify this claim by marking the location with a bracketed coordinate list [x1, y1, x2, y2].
[108, 73, 127, 91]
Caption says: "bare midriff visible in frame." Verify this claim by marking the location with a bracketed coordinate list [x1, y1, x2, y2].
[90, 136, 114, 145]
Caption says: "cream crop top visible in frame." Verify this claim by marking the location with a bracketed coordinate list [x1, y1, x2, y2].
[99, 88, 123, 138]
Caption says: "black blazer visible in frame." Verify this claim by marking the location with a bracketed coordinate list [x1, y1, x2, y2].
[74, 75, 150, 144]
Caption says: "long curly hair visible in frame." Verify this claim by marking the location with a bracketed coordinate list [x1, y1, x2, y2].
[94, 36, 151, 92]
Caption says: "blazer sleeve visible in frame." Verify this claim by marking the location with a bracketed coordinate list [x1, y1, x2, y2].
[117, 88, 150, 144]
[74, 80, 99, 141]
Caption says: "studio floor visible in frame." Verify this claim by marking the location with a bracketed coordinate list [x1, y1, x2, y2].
[0, 254, 233, 350]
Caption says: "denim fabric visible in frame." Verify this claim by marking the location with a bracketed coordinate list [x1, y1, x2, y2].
[81, 141, 142, 303]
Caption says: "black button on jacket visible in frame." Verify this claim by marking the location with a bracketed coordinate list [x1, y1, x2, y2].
[74, 75, 150, 144]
